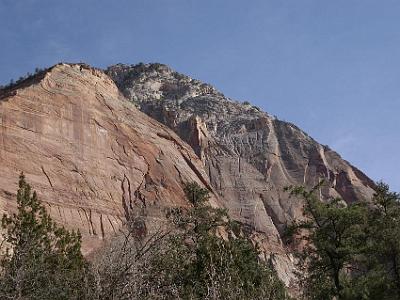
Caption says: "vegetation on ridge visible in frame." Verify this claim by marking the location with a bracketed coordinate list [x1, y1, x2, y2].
[0, 67, 46, 90]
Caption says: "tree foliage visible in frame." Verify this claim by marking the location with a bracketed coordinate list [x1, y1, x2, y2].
[0, 173, 92, 300]
[149, 182, 289, 299]
[358, 183, 400, 300]
[92, 182, 290, 299]
[285, 182, 400, 300]
[0, 175, 290, 299]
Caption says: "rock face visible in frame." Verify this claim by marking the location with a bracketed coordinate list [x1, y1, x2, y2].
[106, 63, 376, 285]
[0, 63, 217, 253]
[0, 62, 377, 288]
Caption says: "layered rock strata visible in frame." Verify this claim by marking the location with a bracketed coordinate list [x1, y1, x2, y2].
[0, 63, 216, 253]
[107, 63, 376, 285]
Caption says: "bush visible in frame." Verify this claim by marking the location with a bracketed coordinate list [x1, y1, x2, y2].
[92, 182, 290, 299]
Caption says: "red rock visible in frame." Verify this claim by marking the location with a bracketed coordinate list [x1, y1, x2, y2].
[0, 63, 217, 254]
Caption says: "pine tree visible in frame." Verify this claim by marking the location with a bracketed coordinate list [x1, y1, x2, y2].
[145, 182, 290, 299]
[0, 173, 92, 300]
[285, 182, 400, 300]
[284, 184, 367, 300]
[353, 183, 400, 300]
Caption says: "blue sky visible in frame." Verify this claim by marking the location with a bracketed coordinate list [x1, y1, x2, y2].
[0, 0, 399, 191]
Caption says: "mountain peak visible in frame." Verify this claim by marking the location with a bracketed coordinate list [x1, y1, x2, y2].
[0, 61, 376, 287]
[106, 63, 223, 103]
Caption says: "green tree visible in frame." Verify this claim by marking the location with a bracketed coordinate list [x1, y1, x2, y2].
[353, 183, 400, 300]
[144, 182, 290, 300]
[0, 173, 92, 300]
[284, 184, 367, 300]
[93, 182, 290, 299]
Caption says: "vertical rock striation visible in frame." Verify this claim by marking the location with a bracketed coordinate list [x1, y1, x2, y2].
[0, 63, 217, 253]
[0, 61, 376, 287]
[106, 63, 376, 285]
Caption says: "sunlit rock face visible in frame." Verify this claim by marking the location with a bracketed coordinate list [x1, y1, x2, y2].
[107, 63, 376, 286]
[0, 63, 217, 253]
[0, 61, 376, 288]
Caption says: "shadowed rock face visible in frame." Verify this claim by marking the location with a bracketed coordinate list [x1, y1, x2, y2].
[106, 63, 376, 285]
[0, 63, 217, 253]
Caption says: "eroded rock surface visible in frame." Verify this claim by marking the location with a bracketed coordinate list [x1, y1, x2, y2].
[106, 63, 376, 286]
[0, 62, 376, 288]
[0, 63, 216, 253]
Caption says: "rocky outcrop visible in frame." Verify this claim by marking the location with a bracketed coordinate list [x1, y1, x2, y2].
[106, 63, 376, 286]
[0, 63, 217, 253]
[0, 61, 377, 288]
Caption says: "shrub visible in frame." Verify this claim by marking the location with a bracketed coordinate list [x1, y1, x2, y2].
[93, 182, 290, 299]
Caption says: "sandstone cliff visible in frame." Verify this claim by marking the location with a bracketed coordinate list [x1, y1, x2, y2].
[106, 63, 376, 285]
[0, 62, 377, 288]
[0, 63, 217, 253]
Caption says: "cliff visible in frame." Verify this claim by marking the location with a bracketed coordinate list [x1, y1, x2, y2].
[106, 63, 376, 285]
[0, 63, 217, 253]
[0, 62, 376, 287]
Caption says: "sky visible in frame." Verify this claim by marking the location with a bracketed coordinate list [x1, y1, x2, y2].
[0, 0, 399, 191]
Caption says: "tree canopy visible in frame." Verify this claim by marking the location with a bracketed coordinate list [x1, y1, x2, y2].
[0, 173, 92, 300]
[285, 182, 400, 300]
